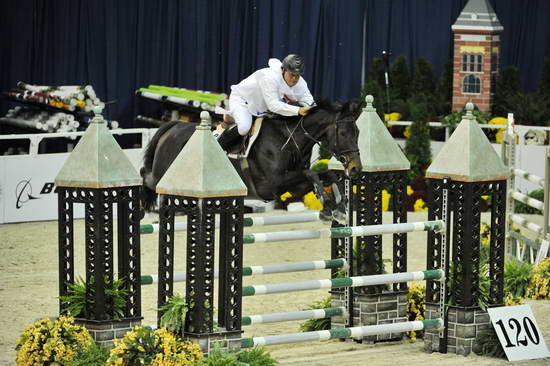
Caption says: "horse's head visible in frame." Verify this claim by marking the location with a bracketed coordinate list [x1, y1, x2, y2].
[310, 99, 363, 179]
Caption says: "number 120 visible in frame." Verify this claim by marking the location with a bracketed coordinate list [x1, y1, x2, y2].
[495, 317, 540, 348]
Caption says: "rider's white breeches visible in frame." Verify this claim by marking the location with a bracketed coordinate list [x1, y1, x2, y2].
[229, 94, 253, 136]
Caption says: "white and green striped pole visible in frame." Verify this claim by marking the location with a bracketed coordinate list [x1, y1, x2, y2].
[140, 212, 321, 234]
[242, 269, 444, 296]
[140, 221, 189, 234]
[243, 220, 444, 244]
[509, 214, 543, 235]
[510, 191, 544, 212]
[141, 258, 347, 285]
[242, 307, 346, 326]
[513, 168, 545, 188]
[241, 319, 443, 347]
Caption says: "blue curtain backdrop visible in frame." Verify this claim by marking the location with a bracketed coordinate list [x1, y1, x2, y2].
[1, 0, 549, 127]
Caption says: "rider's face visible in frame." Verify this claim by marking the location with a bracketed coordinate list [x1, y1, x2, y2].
[283, 71, 300, 87]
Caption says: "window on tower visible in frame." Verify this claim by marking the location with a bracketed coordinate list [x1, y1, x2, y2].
[461, 54, 483, 72]
[463, 74, 481, 94]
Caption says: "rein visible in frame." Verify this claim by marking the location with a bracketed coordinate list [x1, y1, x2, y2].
[281, 112, 358, 166]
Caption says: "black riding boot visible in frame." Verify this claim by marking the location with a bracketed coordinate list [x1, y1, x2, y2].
[217, 126, 242, 151]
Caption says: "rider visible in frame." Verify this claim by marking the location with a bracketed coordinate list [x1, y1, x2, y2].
[217, 54, 315, 151]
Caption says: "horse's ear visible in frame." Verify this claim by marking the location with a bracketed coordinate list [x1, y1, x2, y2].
[345, 99, 362, 117]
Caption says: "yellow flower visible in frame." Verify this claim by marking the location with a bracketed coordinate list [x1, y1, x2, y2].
[488, 117, 507, 126]
[414, 199, 428, 212]
[406, 185, 414, 196]
[16, 316, 92, 365]
[404, 126, 411, 138]
[526, 258, 550, 300]
[488, 117, 507, 143]
[496, 129, 505, 144]
[382, 190, 391, 211]
[384, 112, 402, 121]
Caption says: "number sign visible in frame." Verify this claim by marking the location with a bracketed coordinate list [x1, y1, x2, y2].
[488, 305, 550, 361]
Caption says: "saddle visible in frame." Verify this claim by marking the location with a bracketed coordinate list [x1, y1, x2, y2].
[219, 115, 265, 158]
[215, 114, 266, 199]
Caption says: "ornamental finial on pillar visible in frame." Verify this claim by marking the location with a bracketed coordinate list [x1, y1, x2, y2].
[198, 111, 211, 130]
[364, 95, 375, 112]
[464, 102, 475, 120]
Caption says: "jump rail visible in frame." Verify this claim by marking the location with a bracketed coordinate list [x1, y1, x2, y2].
[241, 319, 444, 347]
[242, 269, 444, 296]
[140, 212, 321, 234]
[242, 307, 346, 326]
[243, 220, 444, 244]
[141, 258, 348, 285]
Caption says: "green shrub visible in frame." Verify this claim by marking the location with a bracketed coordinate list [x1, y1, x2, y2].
[68, 342, 110, 366]
[492, 66, 522, 118]
[390, 55, 411, 102]
[435, 59, 453, 116]
[391, 98, 410, 120]
[441, 109, 488, 132]
[59, 276, 128, 320]
[159, 293, 188, 334]
[412, 57, 436, 98]
[368, 57, 387, 93]
[237, 347, 278, 366]
[504, 258, 533, 298]
[473, 325, 506, 359]
[538, 58, 550, 98]
[195, 345, 241, 366]
[514, 92, 549, 127]
[514, 189, 544, 215]
[196, 345, 278, 366]
[299, 296, 332, 332]
[405, 94, 432, 181]
[447, 262, 490, 310]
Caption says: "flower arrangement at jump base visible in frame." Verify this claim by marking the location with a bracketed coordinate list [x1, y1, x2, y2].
[106, 326, 202, 366]
[406, 281, 426, 340]
[526, 257, 550, 299]
[15, 316, 94, 366]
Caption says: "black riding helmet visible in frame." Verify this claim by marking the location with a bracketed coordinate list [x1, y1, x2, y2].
[282, 54, 305, 75]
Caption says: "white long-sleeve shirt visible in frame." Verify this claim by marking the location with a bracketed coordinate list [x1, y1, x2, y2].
[230, 58, 314, 117]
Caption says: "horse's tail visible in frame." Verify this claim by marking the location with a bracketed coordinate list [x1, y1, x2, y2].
[141, 121, 179, 211]
[140, 167, 158, 212]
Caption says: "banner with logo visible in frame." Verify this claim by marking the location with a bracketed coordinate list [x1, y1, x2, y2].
[0, 149, 144, 224]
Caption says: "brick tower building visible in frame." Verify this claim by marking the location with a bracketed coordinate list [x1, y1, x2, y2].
[451, 0, 503, 112]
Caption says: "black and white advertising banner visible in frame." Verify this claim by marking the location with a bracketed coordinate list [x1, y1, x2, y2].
[0, 149, 144, 224]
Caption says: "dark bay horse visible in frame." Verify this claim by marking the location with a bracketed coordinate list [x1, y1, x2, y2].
[141, 99, 363, 221]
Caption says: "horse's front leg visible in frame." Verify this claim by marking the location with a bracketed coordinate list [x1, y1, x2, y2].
[302, 170, 345, 224]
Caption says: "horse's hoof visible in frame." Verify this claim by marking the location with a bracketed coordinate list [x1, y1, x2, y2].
[319, 209, 333, 224]
[333, 210, 347, 225]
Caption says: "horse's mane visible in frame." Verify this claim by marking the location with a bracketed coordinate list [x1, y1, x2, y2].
[311, 98, 361, 117]
[267, 98, 361, 122]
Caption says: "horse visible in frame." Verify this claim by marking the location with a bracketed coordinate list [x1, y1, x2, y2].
[140, 98, 363, 222]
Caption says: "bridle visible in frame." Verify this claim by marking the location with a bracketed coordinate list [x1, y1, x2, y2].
[281, 111, 359, 167]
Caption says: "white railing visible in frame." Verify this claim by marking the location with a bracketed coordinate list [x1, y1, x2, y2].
[501, 116, 550, 264]
[0, 128, 155, 156]
[387, 120, 550, 145]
